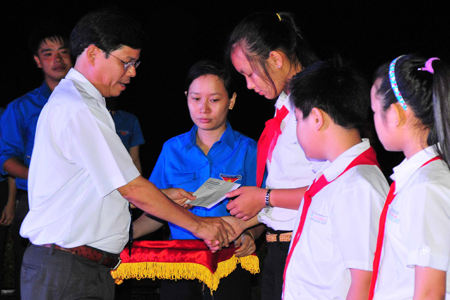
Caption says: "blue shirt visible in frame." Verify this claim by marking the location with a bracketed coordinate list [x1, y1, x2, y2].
[150, 122, 257, 240]
[0, 83, 51, 190]
[112, 110, 145, 151]
[0, 107, 6, 182]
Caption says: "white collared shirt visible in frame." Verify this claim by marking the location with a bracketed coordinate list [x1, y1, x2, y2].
[258, 92, 325, 231]
[283, 139, 388, 299]
[21, 68, 140, 254]
[373, 146, 450, 299]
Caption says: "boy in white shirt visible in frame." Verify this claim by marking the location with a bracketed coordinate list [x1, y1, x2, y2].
[282, 58, 389, 299]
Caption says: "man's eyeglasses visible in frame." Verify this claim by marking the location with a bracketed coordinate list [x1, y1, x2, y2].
[109, 53, 141, 70]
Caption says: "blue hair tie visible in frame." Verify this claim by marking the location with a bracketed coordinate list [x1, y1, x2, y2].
[389, 56, 408, 111]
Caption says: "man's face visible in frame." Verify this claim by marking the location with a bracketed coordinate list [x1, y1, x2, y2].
[94, 46, 141, 97]
[34, 38, 72, 86]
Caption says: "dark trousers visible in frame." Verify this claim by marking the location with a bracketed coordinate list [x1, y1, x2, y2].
[21, 244, 115, 300]
[261, 240, 290, 300]
[0, 179, 9, 286]
[11, 190, 29, 300]
[160, 264, 252, 300]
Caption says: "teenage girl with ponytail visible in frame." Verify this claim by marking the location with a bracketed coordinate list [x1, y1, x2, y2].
[369, 54, 450, 299]
[224, 12, 325, 300]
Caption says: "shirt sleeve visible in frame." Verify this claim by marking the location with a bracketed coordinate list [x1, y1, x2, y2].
[332, 171, 384, 271]
[61, 106, 139, 198]
[242, 139, 257, 187]
[406, 181, 450, 271]
[0, 103, 25, 175]
[129, 114, 145, 148]
[149, 143, 171, 189]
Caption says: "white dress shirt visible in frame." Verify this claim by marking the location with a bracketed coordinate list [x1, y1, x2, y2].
[374, 146, 450, 299]
[258, 92, 325, 231]
[21, 69, 140, 254]
[283, 139, 388, 299]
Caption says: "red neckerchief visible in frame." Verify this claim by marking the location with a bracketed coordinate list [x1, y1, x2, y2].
[282, 146, 380, 298]
[256, 106, 289, 187]
[368, 155, 442, 299]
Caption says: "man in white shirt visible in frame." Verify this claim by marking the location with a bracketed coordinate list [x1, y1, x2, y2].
[20, 9, 234, 299]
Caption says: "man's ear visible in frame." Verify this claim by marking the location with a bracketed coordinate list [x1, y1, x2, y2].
[311, 107, 325, 131]
[34, 56, 42, 69]
[86, 45, 100, 66]
[229, 92, 237, 110]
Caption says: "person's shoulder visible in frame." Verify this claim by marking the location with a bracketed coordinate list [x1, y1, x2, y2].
[232, 129, 257, 148]
[116, 110, 138, 120]
[7, 86, 44, 108]
[340, 164, 389, 193]
[163, 131, 191, 148]
[411, 160, 450, 191]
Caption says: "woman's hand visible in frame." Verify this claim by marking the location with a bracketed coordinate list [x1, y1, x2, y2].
[234, 231, 256, 257]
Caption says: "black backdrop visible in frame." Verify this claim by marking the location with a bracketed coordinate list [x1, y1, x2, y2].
[1, 0, 449, 179]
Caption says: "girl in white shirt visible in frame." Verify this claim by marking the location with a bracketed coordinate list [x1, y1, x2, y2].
[369, 54, 450, 299]
[224, 12, 323, 300]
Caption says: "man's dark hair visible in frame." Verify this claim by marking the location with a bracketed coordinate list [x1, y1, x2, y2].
[29, 21, 70, 56]
[290, 57, 370, 132]
[70, 9, 146, 58]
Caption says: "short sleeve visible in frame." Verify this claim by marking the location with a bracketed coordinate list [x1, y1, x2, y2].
[62, 107, 139, 197]
[332, 173, 384, 271]
[129, 114, 145, 148]
[406, 182, 450, 271]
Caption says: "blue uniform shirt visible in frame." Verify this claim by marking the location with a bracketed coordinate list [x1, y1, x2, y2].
[112, 110, 145, 151]
[150, 122, 257, 240]
[0, 107, 6, 182]
[0, 83, 51, 190]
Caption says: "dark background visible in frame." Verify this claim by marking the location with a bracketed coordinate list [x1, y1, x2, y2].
[1, 0, 449, 179]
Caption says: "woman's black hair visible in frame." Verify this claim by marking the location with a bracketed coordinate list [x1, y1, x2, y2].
[226, 12, 319, 95]
[185, 60, 234, 98]
[373, 54, 450, 167]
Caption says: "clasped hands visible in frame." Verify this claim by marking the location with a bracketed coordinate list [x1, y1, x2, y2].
[162, 187, 256, 255]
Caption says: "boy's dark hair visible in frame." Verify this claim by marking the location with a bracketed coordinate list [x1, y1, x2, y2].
[185, 60, 234, 98]
[290, 57, 370, 132]
[70, 9, 146, 58]
[29, 21, 70, 56]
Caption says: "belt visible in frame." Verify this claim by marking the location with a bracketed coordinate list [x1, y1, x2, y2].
[266, 231, 292, 242]
[42, 244, 121, 270]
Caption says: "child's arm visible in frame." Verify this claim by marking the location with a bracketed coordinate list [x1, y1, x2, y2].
[226, 186, 307, 220]
[133, 213, 164, 239]
[234, 224, 265, 257]
[413, 266, 446, 300]
[346, 269, 372, 300]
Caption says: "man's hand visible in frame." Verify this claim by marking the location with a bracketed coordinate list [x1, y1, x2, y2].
[226, 186, 266, 220]
[161, 188, 196, 208]
[193, 217, 237, 253]
[220, 215, 248, 238]
[0, 202, 15, 226]
[234, 231, 256, 257]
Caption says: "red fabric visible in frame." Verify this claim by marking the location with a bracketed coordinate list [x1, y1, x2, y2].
[368, 155, 441, 299]
[282, 146, 379, 298]
[256, 106, 289, 187]
[119, 240, 241, 274]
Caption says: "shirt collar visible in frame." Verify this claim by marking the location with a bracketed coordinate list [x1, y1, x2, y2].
[316, 138, 371, 182]
[38, 82, 52, 100]
[390, 145, 439, 193]
[185, 121, 236, 152]
[65, 68, 106, 107]
[274, 92, 294, 113]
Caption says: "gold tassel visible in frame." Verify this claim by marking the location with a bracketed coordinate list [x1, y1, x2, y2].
[111, 254, 260, 292]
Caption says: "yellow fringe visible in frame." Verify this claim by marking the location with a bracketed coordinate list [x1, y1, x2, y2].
[111, 255, 259, 292]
